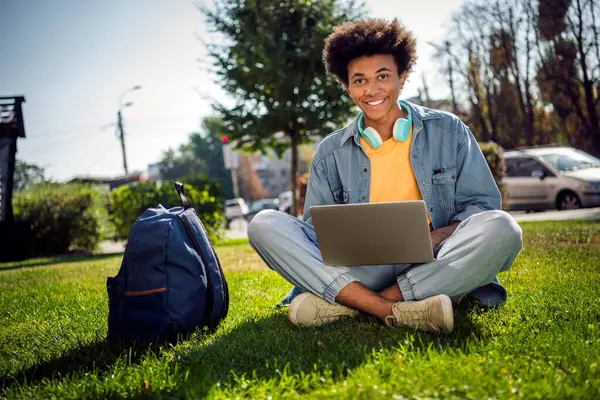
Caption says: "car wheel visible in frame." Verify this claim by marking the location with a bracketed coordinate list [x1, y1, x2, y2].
[557, 191, 582, 210]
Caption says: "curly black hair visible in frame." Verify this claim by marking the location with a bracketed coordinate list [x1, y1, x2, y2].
[323, 18, 417, 86]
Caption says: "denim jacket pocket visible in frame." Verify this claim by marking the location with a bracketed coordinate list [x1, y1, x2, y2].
[332, 186, 350, 204]
[432, 166, 457, 184]
[432, 166, 456, 211]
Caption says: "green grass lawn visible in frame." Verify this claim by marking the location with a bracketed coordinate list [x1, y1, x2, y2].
[1, 220, 599, 399]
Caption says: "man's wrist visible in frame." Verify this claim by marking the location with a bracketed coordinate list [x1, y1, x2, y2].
[431, 222, 460, 248]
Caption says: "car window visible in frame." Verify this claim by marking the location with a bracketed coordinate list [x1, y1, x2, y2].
[540, 151, 600, 172]
[507, 157, 552, 177]
[505, 158, 519, 177]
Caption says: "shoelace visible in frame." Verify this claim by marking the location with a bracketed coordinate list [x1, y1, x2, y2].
[385, 306, 438, 332]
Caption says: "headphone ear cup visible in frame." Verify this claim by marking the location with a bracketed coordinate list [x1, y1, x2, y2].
[393, 118, 410, 142]
[362, 127, 383, 149]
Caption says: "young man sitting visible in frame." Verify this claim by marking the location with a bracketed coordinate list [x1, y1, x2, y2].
[247, 18, 523, 334]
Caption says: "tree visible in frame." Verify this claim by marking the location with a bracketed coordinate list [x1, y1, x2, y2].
[14, 160, 46, 192]
[200, 0, 364, 215]
[159, 117, 233, 199]
[433, 0, 573, 149]
[536, 0, 600, 155]
[433, 41, 461, 115]
[438, 0, 600, 154]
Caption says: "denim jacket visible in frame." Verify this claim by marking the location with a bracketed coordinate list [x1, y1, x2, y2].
[302, 101, 501, 227]
[278, 101, 506, 308]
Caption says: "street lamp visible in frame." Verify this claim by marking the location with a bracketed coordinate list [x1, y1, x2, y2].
[117, 85, 142, 175]
[118, 85, 142, 110]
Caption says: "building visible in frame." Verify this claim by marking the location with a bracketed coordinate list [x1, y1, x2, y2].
[145, 162, 161, 182]
[68, 172, 143, 194]
[253, 147, 312, 198]
[253, 153, 290, 197]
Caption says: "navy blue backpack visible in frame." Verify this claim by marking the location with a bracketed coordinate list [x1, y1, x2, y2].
[107, 182, 229, 342]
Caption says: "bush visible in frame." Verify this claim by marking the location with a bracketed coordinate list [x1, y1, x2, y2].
[13, 184, 108, 256]
[108, 181, 225, 242]
[479, 141, 509, 210]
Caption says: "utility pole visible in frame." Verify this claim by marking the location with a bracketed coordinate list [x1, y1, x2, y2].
[117, 110, 128, 175]
[116, 85, 142, 176]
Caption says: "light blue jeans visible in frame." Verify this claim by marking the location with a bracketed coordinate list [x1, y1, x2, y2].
[248, 209, 523, 308]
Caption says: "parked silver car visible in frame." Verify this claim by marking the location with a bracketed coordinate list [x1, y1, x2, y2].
[224, 198, 249, 222]
[504, 146, 600, 211]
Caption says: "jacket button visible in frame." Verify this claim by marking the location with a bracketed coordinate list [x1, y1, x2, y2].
[362, 196, 366, 200]
[363, 168, 368, 172]
[421, 181, 425, 185]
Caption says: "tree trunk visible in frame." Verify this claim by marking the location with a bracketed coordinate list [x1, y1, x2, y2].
[524, 0, 537, 144]
[504, 5, 534, 146]
[289, 127, 299, 217]
[574, 0, 600, 154]
[591, 0, 600, 89]
[448, 61, 459, 115]
[485, 83, 498, 142]
[467, 64, 490, 141]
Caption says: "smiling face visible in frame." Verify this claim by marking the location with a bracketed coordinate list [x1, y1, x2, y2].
[346, 54, 406, 124]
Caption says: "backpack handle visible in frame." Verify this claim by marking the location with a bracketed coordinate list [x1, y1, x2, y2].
[174, 182, 192, 210]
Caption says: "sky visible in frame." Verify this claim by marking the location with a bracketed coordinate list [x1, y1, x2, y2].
[0, 0, 462, 181]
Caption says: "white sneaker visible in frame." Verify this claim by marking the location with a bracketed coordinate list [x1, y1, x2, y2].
[288, 292, 359, 326]
[385, 294, 454, 334]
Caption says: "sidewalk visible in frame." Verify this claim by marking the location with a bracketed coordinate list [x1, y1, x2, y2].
[510, 207, 600, 222]
[98, 240, 125, 254]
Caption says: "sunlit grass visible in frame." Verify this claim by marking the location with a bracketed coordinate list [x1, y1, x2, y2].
[1, 220, 599, 399]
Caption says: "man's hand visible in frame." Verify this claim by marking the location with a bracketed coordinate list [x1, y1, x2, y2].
[430, 222, 460, 250]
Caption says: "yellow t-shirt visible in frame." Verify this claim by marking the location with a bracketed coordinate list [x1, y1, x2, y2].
[360, 125, 425, 206]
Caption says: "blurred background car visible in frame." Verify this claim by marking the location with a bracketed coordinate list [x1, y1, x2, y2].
[504, 146, 600, 211]
[244, 198, 280, 221]
[224, 198, 249, 222]
[278, 190, 292, 214]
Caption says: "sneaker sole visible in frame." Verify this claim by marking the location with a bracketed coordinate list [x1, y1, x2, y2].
[288, 292, 358, 326]
[288, 292, 316, 326]
[439, 294, 454, 333]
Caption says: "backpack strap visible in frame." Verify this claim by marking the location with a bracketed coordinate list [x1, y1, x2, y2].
[174, 182, 191, 210]
[178, 209, 228, 328]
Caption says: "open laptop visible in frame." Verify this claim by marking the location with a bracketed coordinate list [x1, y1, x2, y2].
[310, 201, 434, 266]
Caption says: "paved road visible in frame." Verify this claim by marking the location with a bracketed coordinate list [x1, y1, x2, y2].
[98, 217, 252, 254]
[226, 217, 250, 239]
[98, 207, 600, 254]
[510, 207, 600, 222]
